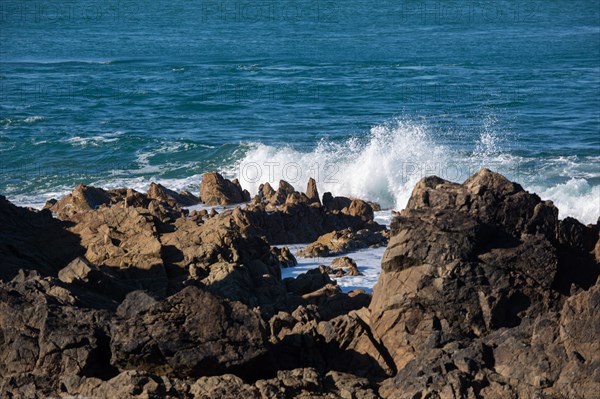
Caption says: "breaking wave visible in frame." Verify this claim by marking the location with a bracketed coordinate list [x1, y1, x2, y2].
[231, 118, 598, 223]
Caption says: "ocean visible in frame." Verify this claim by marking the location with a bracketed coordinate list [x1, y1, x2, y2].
[1, 0, 599, 223]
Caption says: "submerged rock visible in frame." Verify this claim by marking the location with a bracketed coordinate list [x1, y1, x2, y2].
[331, 256, 362, 276]
[297, 228, 389, 257]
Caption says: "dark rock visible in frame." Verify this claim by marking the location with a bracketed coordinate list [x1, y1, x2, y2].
[306, 178, 321, 206]
[369, 169, 599, 397]
[0, 195, 83, 282]
[322, 192, 352, 212]
[0, 273, 116, 395]
[331, 256, 362, 276]
[285, 267, 336, 296]
[110, 286, 270, 380]
[271, 246, 298, 268]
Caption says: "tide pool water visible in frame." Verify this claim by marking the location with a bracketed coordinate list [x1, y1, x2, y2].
[1, 0, 599, 222]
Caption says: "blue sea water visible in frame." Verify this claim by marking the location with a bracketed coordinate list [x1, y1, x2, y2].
[1, 0, 599, 222]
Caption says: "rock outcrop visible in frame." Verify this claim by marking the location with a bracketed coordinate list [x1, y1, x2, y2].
[331, 256, 362, 276]
[370, 169, 600, 398]
[110, 286, 270, 380]
[306, 177, 321, 205]
[147, 182, 199, 207]
[0, 195, 83, 282]
[200, 172, 250, 205]
[2, 168, 598, 398]
[297, 228, 389, 257]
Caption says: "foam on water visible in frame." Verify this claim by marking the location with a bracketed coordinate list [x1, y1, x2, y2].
[230, 118, 598, 223]
[533, 179, 600, 224]
[280, 244, 388, 293]
[5, 118, 598, 224]
[232, 119, 452, 210]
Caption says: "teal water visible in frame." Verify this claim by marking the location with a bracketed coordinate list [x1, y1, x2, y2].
[1, 1, 599, 222]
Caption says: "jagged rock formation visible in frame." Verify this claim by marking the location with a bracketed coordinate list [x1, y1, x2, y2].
[370, 169, 600, 398]
[199, 172, 250, 205]
[1, 169, 598, 398]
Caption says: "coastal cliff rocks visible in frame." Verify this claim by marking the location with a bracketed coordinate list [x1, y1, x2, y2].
[147, 182, 199, 207]
[1, 169, 598, 397]
[0, 195, 83, 282]
[110, 286, 270, 380]
[370, 169, 600, 397]
[200, 172, 250, 205]
[0, 272, 115, 397]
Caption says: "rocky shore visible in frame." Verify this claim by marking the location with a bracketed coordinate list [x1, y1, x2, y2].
[1, 169, 598, 398]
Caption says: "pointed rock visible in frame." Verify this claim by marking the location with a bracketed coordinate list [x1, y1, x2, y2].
[306, 178, 321, 205]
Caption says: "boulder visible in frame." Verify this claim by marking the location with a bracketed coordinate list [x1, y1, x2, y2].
[284, 267, 336, 296]
[322, 192, 352, 212]
[147, 182, 199, 206]
[110, 286, 270, 379]
[331, 256, 362, 276]
[344, 199, 374, 221]
[57, 256, 98, 284]
[297, 228, 389, 257]
[200, 172, 250, 205]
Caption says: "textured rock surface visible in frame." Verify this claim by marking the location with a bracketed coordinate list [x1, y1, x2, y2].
[371, 169, 600, 398]
[147, 182, 199, 207]
[0, 272, 115, 397]
[1, 169, 598, 398]
[297, 228, 389, 257]
[200, 172, 250, 205]
[110, 286, 270, 379]
[331, 256, 362, 276]
[0, 195, 83, 282]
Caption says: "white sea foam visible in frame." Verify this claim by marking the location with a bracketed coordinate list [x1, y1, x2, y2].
[23, 115, 47, 123]
[280, 244, 387, 293]
[230, 118, 598, 223]
[231, 119, 455, 210]
[6, 119, 598, 224]
[65, 131, 124, 146]
[532, 179, 600, 224]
